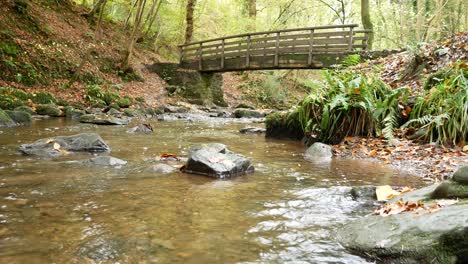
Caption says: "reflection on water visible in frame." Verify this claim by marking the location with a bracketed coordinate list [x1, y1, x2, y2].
[0, 116, 423, 263]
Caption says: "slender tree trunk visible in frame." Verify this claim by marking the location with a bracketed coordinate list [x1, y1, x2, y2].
[361, 0, 374, 49]
[123, 0, 146, 70]
[415, 0, 424, 42]
[184, 0, 196, 44]
[124, 0, 138, 30]
[87, 0, 106, 17]
[144, 0, 164, 38]
[247, 0, 256, 30]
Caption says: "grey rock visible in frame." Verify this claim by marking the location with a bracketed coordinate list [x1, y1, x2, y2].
[19, 133, 110, 157]
[126, 124, 153, 134]
[147, 164, 177, 174]
[82, 156, 127, 167]
[350, 186, 377, 200]
[183, 143, 254, 179]
[388, 184, 439, 203]
[164, 105, 189, 113]
[239, 127, 266, 134]
[304, 142, 333, 159]
[337, 201, 468, 263]
[80, 114, 130, 125]
[0, 109, 16, 127]
[452, 166, 468, 185]
[14, 106, 34, 114]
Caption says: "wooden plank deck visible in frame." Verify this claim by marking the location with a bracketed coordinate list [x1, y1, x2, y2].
[178, 24, 371, 72]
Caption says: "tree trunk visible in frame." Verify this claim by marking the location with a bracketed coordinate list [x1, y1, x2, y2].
[415, 0, 424, 42]
[184, 0, 196, 44]
[144, 0, 164, 38]
[248, 0, 256, 18]
[361, 0, 374, 49]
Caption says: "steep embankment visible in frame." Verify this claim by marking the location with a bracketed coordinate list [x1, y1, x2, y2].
[0, 0, 167, 106]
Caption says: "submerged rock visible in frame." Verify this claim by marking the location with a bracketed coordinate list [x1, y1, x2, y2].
[147, 163, 177, 174]
[19, 133, 110, 157]
[239, 127, 266, 134]
[82, 156, 127, 167]
[126, 124, 153, 134]
[0, 109, 17, 127]
[304, 142, 333, 160]
[183, 143, 254, 179]
[79, 114, 130, 125]
[234, 108, 265, 118]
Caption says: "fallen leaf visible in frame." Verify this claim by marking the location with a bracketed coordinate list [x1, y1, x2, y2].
[376, 185, 401, 201]
[53, 143, 61, 150]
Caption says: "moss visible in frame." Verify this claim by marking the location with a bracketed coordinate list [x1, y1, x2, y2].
[423, 69, 452, 90]
[123, 109, 139, 117]
[431, 181, 468, 199]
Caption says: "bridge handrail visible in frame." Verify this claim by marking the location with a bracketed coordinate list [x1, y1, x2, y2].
[178, 24, 371, 71]
[179, 24, 360, 47]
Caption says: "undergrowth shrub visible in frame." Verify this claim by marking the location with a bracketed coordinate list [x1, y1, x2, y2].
[294, 70, 409, 143]
[403, 64, 467, 145]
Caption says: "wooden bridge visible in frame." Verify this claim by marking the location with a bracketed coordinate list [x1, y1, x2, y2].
[179, 24, 371, 72]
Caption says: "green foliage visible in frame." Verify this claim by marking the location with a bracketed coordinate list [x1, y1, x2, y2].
[135, 96, 145, 103]
[0, 42, 20, 56]
[342, 54, 361, 67]
[404, 65, 467, 145]
[294, 70, 409, 143]
[32, 91, 56, 104]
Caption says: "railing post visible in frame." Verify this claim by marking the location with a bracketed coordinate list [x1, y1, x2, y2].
[221, 39, 225, 69]
[348, 26, 354, 51]
[198, 43, 203, 71]
[246, 35, 251, 68]
[179, 46, 184, 64]
[308, 29, 315, 66]
[274, 32, 280, 67]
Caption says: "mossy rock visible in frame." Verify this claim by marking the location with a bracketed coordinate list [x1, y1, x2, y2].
[6, 110, 31, 125]
[35, 104, 62, 117]
[234, 108, 265, 118]
[117, 97, 132, 108]
[108, 103, 120, 110]
[265, 111, 304, 140]
[14, 105, 34, 114]
[65, 106, 85, 120]
[431, 181, 468, 199]
[123, 109, 139, 117]
[0, 109, 16, 127]
[235, 103, 254, 109]
[452, 166, 468, 185]
[107, 108, 121, 116]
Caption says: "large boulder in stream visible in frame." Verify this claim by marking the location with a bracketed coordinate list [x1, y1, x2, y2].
[338, 177, 468, 264]
[19, 133, 110, 157]
[304, 142, 333, 160]
[79, 114, 130, 125]
[182, 143, 254, 179]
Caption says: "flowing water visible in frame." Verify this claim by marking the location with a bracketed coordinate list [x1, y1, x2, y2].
[0, 115, 424, 263]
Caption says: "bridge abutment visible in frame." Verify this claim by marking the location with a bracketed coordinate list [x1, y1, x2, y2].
[148, 63, 227, 106]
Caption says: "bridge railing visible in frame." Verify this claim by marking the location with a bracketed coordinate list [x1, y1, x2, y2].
[179, 24, 371, 71]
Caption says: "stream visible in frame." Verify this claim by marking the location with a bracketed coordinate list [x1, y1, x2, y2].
[0, 115, 424, 263]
